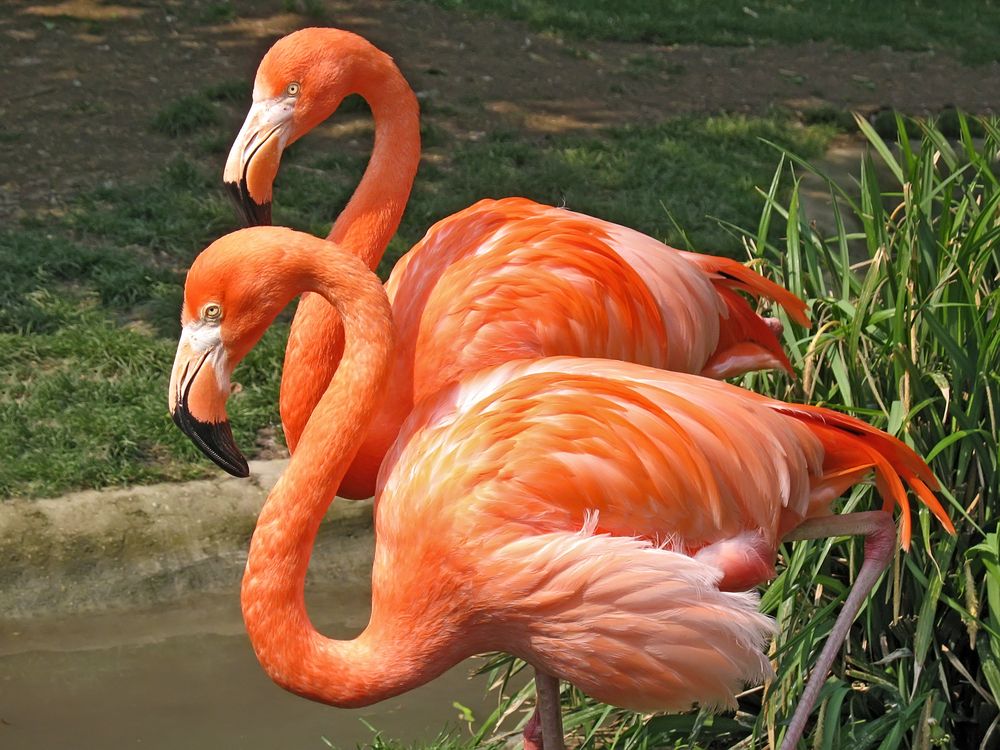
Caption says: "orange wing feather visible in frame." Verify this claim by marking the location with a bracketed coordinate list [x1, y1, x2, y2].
[380, 357, 948, 552]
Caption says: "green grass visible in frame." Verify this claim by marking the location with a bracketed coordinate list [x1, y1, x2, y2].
[0, 224, 289, 497]
[199, 1, 237, 23]
[149, 80, 250, 138]
[423, 0, 1000, 65]
[742, 113, 1000, 749]
[325, 713, 507, 750]
[0, 125, 283, 496]
[151, 94, 220, 137]
[283, 0, 329, 20]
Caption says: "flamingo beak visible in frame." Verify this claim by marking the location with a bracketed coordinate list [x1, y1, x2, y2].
[223, 98, 294, 227]
[168, 325, 249, 478]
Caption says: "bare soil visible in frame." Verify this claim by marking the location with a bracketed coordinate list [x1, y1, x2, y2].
[2, 0, 999, 220]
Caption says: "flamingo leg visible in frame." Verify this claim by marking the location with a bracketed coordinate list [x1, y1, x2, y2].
[531, 670, 565, 750]
[778, 510, 895, 750]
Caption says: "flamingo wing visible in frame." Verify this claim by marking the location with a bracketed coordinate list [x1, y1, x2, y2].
[386, 198, 808, 410]
[378, 357, 947, 589]
[378, 358, 821, 549]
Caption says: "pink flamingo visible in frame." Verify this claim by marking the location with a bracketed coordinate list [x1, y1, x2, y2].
[168, 227, 953, 750]
[222, 27, 810, 500]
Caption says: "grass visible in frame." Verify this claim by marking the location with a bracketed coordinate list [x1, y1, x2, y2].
[423, 0, 1000, 65]
[323, 713, 507, 750]
[742, 113, 1000, 749]
[283, 0, 329, 20]
[151, 94, 220, 137]
[0, 138, 282, 496]
[0, 223, 289, 497]
[199, 1, 237, 23]
[150, 81, 250, 138]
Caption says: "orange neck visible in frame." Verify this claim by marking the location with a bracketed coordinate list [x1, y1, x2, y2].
[279, 53, 420, 455]
[327, 61, 421, 271]
[240, 240, 429, 705]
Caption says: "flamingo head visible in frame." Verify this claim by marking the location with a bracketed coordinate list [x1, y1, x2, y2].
[224, 27, 390, 227]
[169, 227, 309, 477]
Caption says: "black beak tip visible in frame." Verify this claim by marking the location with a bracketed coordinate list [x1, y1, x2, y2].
[224, 451, 252, 479]
[224, 179, 272, 228]
[172, 408, 250, 479]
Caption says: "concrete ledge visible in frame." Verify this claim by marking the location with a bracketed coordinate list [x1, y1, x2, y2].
[0, 461, 375, 619]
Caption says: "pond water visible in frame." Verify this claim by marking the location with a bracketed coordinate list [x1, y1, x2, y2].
[0, 586, 497, 750]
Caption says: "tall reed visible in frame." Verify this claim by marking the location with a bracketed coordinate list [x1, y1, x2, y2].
[742, 113, 998, 749]
[480, 114, 999, 750]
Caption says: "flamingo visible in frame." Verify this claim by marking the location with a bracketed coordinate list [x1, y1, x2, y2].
[168, 227, 953, 750]
[222, 27, 811, 500]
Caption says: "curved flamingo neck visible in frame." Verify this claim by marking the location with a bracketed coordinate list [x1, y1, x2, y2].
[278, 51, 419, 456]
[240, 241, 424, 706]
[327, 61, 420, 271]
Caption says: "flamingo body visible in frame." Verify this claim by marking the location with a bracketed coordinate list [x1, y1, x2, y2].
[168, 228, 952, 742]
[224, 29, 810, 500]
[389, 198, 805, 396]
[378, 356, 946, 595]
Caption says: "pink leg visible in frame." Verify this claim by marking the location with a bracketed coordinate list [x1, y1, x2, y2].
[778, 511, 895, 750]
[532, 670, 565, 750]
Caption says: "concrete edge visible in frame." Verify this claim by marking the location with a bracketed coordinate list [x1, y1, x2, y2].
[0, 460, 375, 619]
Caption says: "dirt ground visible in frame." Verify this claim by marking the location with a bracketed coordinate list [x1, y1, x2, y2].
[2, 0, 999, 221]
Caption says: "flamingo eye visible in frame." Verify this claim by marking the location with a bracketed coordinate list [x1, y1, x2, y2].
[286, 81, 300, 96]
[202, 303, 223, 322]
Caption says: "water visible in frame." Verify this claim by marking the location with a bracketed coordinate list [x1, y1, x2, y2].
[0, 587, 496, 749]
